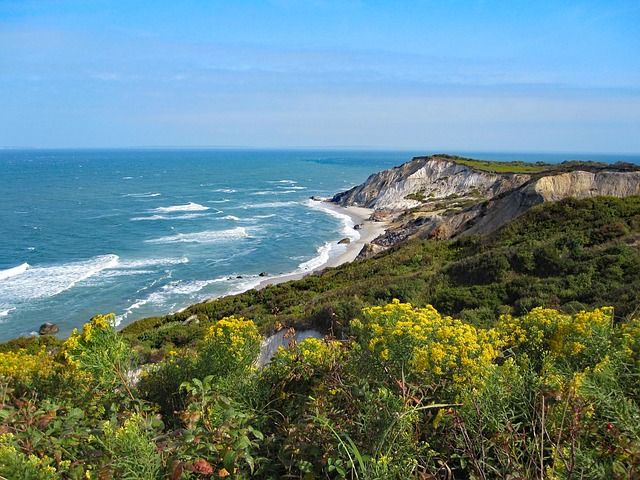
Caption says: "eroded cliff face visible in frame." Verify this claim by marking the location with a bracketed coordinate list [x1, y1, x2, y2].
[332, 156, 531, 210]
[331, 155, 640, 257]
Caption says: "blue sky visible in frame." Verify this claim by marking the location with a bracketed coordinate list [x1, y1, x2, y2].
[1, 0, 639, 152]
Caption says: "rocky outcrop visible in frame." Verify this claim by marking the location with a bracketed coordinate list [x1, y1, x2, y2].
[332, 155, 640, 251]
[38, 322, 59, 335]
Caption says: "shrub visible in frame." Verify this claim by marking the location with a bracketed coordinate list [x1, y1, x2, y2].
[62, 313, 133, 394]
[496, 306, 613, 370]
[351, 300, 498, 390]
[195, 316, 261, 379]
[100, 414, 163, 479]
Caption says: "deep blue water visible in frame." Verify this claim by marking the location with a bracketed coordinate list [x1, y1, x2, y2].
[0, 149, 638, 340]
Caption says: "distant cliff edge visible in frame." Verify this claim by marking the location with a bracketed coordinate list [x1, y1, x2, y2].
[330, 154, 640, 257]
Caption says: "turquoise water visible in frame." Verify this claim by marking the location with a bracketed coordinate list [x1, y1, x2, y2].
[1, 149, 638, 341]
[0, 149, 413, 340]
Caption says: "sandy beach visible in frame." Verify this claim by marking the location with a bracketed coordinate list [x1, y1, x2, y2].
[229, 200, 386, 294]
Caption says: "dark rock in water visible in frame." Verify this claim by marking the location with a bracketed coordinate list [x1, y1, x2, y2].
[259, 272, 268, 277]
[39, 322, 59, 335]
[236, 275, 243, 279]
[183, 314, 199, 325]
[354, 223, 364, 230]
[309, 196, 323, 201]
[338, 238, 351, 245]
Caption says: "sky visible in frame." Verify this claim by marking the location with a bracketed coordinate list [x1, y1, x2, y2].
[0, 0, 639, 152]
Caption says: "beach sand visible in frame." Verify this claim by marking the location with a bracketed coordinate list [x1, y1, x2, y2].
[250, 201, 385, 290]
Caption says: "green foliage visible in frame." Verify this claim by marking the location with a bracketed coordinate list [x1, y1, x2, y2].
[0, 434, 57, 480]
[100, 414, 163, 480]
[1, 196, 640, 478]
[62, 313, 134, 395]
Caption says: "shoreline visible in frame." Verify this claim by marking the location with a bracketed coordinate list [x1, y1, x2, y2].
[251, 200, 386, 290]
[198, 199, 386, 303]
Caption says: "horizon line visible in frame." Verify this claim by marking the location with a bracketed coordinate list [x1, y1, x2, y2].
[2, 145, 640, 157]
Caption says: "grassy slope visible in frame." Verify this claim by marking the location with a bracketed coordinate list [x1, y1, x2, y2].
[121, 196, 640, 352]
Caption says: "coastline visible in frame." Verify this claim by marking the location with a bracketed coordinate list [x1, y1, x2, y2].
[200, 200, 386, 302]
[253, 201, 386, 290]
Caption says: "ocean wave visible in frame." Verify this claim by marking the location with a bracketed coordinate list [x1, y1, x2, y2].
[220, 215, 240, 221]
[304, 199, 360, 241]
[0, 255, 119, 303]
[208, 199, 231, 203]
[0, 262, 29, 281]
[123, 192, 161, 198]
[251, 190, 299, 195]
[130, 213, 211, 221]
[0, 308, 15, 318]
[118, 257, 189, 269]
[116, 277, 229, 324]
[269, 179, 297, 184]
[278, 185, 306, 190]
[151, 202, 209, 213]
[145, 227, 249, 244]
[297, 242, 333, 271]
[243, 201, 299, 209]
[212, 188, 237, 193]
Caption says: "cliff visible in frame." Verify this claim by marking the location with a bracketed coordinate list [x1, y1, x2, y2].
[331, 155, 531, 210]
[330, 155, 640, 254]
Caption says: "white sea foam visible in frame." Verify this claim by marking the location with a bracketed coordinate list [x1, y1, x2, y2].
[208, 199, 231, 203]
[270, 179, 297, 184]
[130, 213, 211, 221]
[0, 255, 119, 303]
[151, 202, 209, 213]
[279, 185, 306, 190]
[304, 199, 360, 241]
[212, 188, 237, 193]
[0, 263, 29, 281]
[116, 277, 228, 324]
[145, 227, 249, 244]
[0, 308, 15, 318]
[243, 201, 298, 209]
[118, 257, 189, 269]
[297, 242, 334, 271]
[123, 192, 161, 198]
[251, 190, 299, 195]
[220, 215, 240, 221]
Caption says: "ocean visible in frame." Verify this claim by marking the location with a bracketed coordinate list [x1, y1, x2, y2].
[1, 149, 638, 341]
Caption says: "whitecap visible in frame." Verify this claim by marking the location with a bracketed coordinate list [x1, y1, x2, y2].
[0, 262, 29, 281]
[220, 215, 240, 221]
[117, 257, 189, 269]
[123, 192, 161, 198]
[151, 202, 209, 213]
[251, 190, 299, 195]
[0, 308, 15, 318]
[116, 277, 229, 324]
[208, 199, 231, 203]
[0, 255, 119, 303]
[211, 188, 237, 193]
[130, 213, 211, 221]
[145, 227, 249, 244]
[243, 201, 299, 209]
[269, 179, 297, 184]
